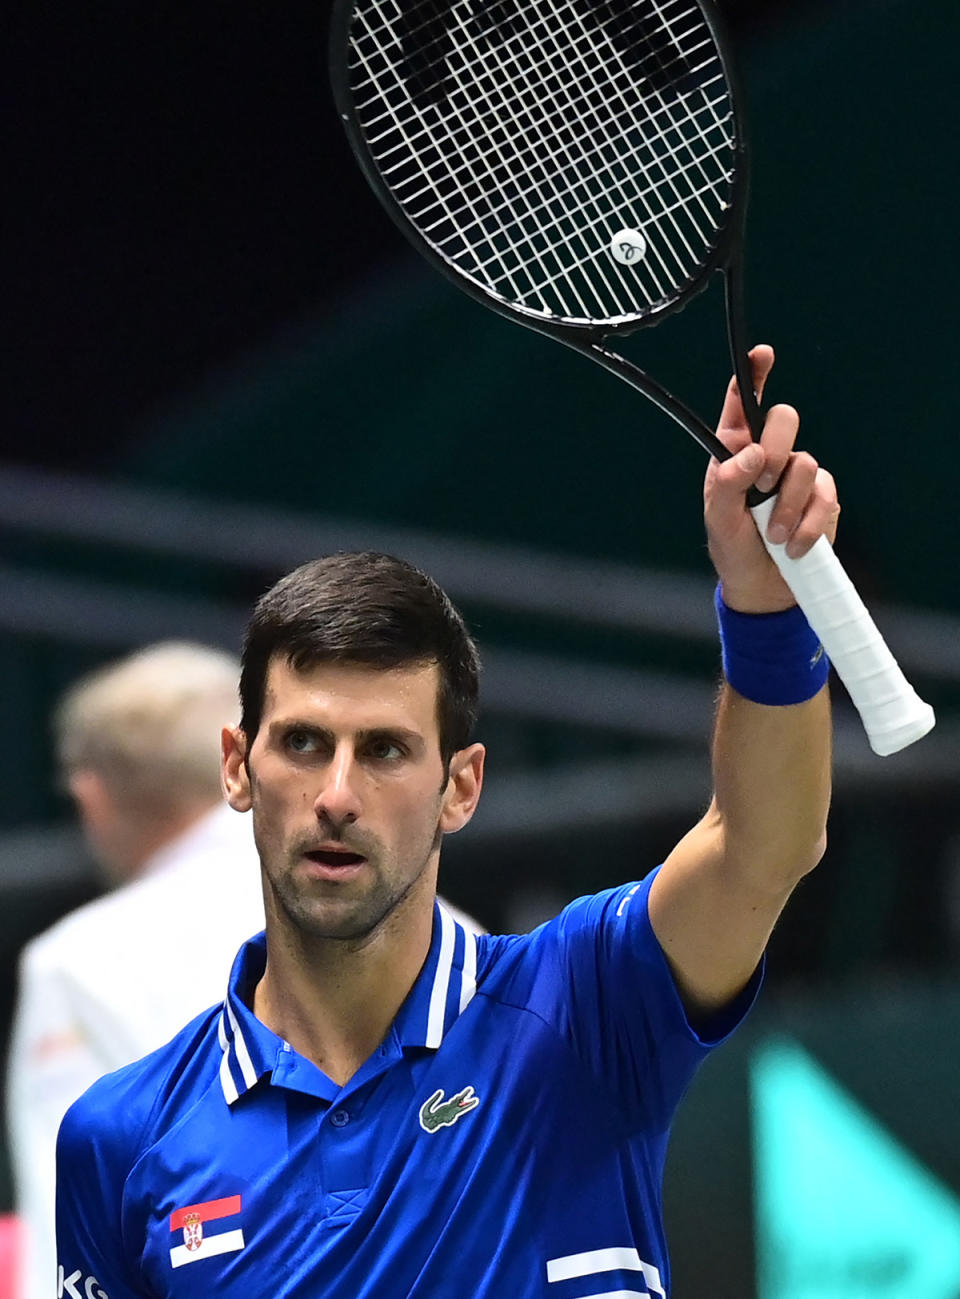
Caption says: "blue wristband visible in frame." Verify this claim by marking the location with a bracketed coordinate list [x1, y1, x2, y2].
[715, 584, 830, 705]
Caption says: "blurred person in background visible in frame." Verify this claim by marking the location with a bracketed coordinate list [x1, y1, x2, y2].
[6, 639, 482, 1299]
[5, 643, 264, 1299]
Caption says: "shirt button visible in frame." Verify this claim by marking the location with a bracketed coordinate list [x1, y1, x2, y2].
[329, 1108, 350, 1128]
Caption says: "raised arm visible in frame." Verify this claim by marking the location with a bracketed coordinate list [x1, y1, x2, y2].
[648, 346, 837, 1021]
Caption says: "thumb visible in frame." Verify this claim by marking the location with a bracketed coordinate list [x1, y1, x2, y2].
[706, 442, 765, 529]
[731, 442, 764, 481]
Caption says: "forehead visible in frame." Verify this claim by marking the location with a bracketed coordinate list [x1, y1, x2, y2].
[261, 655, 441, 736]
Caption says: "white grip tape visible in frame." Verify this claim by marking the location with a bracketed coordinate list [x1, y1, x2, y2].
[749, 497, 935, 756]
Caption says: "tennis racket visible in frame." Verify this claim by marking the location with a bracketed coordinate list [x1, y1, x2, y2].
[329, 0, 935, 756]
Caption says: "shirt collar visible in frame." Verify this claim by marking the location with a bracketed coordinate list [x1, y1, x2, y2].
[393, 898, 479, 1049]
[216, 901, 480, 1106]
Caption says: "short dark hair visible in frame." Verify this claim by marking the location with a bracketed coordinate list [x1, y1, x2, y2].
[239, 552, 481, 764]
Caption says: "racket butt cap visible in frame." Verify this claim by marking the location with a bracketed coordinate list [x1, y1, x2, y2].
[866, 700, 936, 757]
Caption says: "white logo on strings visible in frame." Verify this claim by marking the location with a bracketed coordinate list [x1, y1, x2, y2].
[610, 228, 648, 265]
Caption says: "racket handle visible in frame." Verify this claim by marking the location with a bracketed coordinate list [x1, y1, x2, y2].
[749, 498, 935, 756]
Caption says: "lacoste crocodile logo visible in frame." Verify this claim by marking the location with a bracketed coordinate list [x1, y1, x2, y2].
[418, 1085, 480, 1133]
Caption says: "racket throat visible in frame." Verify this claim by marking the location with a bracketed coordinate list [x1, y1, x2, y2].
[574, 336, 731, 463]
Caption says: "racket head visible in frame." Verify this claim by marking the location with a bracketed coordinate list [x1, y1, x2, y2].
[330, 0, 750, 338]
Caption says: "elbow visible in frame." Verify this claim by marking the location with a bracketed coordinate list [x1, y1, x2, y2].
[797, 828, 828, 880]
[815, 828, 828, 864]
[751, 826, 829, 897]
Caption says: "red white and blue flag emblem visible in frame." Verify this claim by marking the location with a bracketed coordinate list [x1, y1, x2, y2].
[169, 1195, 245, 1268]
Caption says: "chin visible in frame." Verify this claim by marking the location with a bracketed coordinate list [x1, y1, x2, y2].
[284, 895, 397, 945]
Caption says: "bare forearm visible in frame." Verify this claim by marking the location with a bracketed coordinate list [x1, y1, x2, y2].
[650, 347, 839, 1015]
[710, 680, 832, 892]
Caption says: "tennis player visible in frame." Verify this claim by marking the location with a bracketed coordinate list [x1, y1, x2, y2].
[56, 348, 837, 1298]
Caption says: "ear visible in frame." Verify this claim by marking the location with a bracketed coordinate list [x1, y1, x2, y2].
[222, 726, 252, 812]
[67, 768, 134, 884]
[68, 768, 116, 842]
[439, 743, 485, 835]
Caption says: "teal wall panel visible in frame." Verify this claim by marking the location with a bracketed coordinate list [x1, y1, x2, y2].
[664, 982, 960, 1297]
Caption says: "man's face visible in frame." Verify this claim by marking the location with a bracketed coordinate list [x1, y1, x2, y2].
[225, 656, 478, 943]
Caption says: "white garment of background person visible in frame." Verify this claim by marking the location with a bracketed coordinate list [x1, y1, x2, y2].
[6, 641, 256, 1299]
[7, 801, 264, 1299]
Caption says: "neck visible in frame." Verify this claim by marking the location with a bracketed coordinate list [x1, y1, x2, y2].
[106, 799, 215, 885]
[253, 878, 436, 1088]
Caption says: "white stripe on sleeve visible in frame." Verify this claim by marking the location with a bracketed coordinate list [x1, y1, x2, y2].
[564, 1291, 651, 1299]
[547, 1248, 665, 1298]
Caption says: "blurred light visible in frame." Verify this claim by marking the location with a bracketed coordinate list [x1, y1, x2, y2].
[751, 1039, 960, 1298]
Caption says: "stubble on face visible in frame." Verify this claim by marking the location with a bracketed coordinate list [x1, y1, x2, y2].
[242, 658, 451, 950]
[250, 768, 445, 946]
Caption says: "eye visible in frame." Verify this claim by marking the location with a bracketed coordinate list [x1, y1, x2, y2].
[367, 737, 404, 762]
[285, 729, 320, 755]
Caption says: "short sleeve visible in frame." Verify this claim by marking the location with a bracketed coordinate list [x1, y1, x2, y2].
[56, 1082, 150, 1299]
[533, 869, 762, 1130]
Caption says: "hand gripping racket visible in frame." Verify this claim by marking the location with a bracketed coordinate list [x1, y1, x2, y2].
[329, 0, 935, 756]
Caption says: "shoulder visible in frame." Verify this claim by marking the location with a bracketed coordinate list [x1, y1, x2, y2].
[18, 871, 188, 993]
[21, 813, 262, 983]
[58, 1003, 225, 1172]
[486, 875, 655, 955]
[19, 884, 135, 977]
[476, 876, 658, 999]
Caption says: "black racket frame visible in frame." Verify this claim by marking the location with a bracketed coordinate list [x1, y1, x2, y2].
[330, 0, 767, 483]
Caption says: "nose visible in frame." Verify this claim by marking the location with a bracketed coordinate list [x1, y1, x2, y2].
[314, 743, 362, 830]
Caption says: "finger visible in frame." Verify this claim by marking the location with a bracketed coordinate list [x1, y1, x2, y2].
[764, 451, 820, 548]
[754, 403, 800, 494]
[746, 343, 775, 405]
[705, 441, 765, 533]
[716, 344, 775, 444]
[783, 469, 840, 559]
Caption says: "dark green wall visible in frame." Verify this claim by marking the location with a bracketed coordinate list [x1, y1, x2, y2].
[125, 0, 958, 612]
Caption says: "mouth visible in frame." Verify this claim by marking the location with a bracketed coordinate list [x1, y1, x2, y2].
[298, 846, 370, 882]
[304, 849, 367, 868]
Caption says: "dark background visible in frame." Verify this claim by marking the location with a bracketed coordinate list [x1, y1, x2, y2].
[7, 0, 827, 471]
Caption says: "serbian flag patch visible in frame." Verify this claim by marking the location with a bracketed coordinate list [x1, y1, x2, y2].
[169, 1195, 245, 1268]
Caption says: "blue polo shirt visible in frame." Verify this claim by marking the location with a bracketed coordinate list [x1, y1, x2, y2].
[56, 871, 759, 1299]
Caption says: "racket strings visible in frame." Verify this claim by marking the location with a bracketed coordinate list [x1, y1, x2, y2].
[366, 34, 727, 265]
[403, 0, 688, 312]
[355, 0, 730, 280]
[450, 27, 725, 310]
[412, 6, 718, 282]
[506, 1, 726, 294]
[644, 0, 735, 210]
[608, 0, 731, 223]
[389, 2, 625, 314]
[348, 0, 737, 324]
[355, 0, 727, 298]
